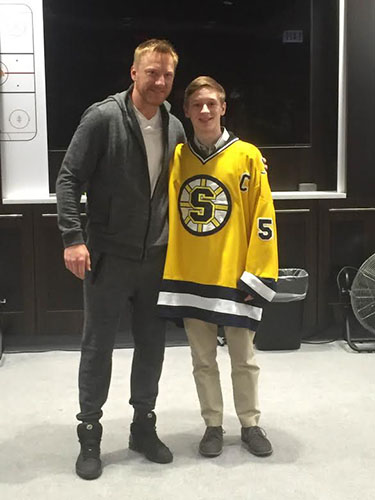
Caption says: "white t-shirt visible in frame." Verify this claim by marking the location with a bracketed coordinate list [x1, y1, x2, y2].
[133, 105, 163, 196]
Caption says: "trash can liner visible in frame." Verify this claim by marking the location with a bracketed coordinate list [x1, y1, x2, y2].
[272, 268, 309, 303]
[255, 268, 309, 351]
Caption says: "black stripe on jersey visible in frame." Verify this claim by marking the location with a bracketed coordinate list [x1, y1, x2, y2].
[188, 136, 240, 164]
[238, 277, 277, 306]
[161, 279, 248, 303]
[158, 305, 261, 331]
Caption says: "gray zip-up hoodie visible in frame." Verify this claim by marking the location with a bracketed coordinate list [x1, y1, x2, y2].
[56, 86, 186, 260]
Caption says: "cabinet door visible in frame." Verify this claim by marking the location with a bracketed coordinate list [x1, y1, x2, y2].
[0, 207, 35, 337]
[32, 206, 134, 345]
[33, 206, 84, 336]
[318, 200, 375, 329]
[274, 200, 318, 334]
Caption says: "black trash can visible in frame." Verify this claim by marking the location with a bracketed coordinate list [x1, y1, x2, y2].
[255, 268, 309, 350]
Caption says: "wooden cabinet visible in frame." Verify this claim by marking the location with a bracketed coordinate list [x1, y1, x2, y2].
[32, 205, 134, 346]
[0, 206, 35, 338]
[318, 199, 375, 331]
[33, 205, 84, 338]
[0, 200, 320, 346]
[2, 197, 375, 347]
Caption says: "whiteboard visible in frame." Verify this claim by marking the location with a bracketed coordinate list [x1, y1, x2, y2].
[0, 0, 49, 201]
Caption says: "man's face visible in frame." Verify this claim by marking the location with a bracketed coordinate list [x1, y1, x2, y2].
[131, 51, 175, 108]
[184, 87, 226, 138]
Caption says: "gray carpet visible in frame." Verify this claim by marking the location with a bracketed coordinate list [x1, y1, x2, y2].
[0, 341, 374, 500]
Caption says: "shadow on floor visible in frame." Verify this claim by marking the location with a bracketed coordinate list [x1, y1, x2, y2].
[0, 413, 301, 484]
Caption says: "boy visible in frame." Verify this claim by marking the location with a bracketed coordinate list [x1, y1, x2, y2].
[158, 76, 278, 457]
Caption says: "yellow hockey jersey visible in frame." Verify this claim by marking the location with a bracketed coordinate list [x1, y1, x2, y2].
[157, 134, 278, 330]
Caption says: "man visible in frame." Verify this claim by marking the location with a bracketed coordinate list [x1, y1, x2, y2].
[158, 76, 278, 458]
[56, 39, 185, 480]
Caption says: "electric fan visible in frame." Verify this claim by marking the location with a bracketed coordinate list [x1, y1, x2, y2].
[351, 254, 375, 330]
[339, 254, 375, 352]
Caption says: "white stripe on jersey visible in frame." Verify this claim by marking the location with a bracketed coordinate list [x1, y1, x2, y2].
[240, 271, 276, 302]
[158, 292, 263, 321]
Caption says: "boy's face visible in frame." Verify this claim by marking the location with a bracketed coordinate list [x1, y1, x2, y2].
[184, 87, 226, 139]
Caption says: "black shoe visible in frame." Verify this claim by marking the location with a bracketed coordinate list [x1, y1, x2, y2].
[241, 426, 273, 457]
[76, 422, 103, 479]
[129, 411, 173, 464]
[199, 426, 223, 457]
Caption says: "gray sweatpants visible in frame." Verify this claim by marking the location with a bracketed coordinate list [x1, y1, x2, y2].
[76, 248, 166, 423]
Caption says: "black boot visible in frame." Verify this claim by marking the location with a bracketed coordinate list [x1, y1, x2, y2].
[129, 411, 173, 464]
[76, 422, 103, 480]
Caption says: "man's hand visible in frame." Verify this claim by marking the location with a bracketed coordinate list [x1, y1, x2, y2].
[244, 294, 254, 302]
[64, 244, 91, 280]
[261, 156, 269, 171]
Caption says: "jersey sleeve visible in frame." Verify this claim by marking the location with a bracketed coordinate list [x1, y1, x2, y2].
[237, 150, 279, 303]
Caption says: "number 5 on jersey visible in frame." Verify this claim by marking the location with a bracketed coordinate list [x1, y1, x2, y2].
[257, 218, 274, 240]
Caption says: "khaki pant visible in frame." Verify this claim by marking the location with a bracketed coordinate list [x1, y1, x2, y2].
[184, 318, 261, 428]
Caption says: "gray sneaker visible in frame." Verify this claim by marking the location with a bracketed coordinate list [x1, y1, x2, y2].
[199, 426, 223, 457]
[241, 426, 273, 456]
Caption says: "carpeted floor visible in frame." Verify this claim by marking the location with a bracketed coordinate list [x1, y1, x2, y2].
[0, 341, 374, 500]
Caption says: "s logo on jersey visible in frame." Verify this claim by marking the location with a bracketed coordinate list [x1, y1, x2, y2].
[178, 175, 232, 236]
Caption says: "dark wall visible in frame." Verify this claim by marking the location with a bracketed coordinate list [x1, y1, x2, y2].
[346, 0, 375, 198]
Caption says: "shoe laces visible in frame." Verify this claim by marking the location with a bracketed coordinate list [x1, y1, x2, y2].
[204, 426, 224, 440]
[253, 426, 267, 436]
[245, 426, 268, 439]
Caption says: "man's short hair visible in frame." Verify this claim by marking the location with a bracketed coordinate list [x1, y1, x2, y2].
[133, 39, 179, 68]
[184, 76, 226, 107]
